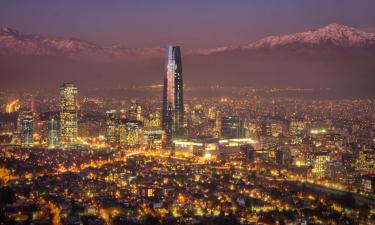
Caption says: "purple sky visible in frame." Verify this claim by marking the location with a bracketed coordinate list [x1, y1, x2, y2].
[1, 0, 375, 48]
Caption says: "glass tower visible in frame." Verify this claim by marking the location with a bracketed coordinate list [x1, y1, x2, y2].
[105, 110, 118, 146]
[60, 83, 78, 145]
[162, 46, 184, 145]
[48, 117, 60, 149]
[20, 111, 33, 148]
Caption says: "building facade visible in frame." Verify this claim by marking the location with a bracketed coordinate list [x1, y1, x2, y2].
[48, 117, 60, 149]
[119, 119, 141, 147]
[105, 110, 118, 146]
[60, 83, 78, 145]
[20, 111, 33, 148]
[162, 46, 184, 145]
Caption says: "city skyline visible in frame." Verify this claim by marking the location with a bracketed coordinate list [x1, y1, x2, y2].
[60, 83, 78, 146]
[1, 77, 375, 224]
[1, 2, 375, 224]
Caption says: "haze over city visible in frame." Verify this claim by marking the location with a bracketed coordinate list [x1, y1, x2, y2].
[1, 0, 375, 97]
[1, 1, 375, 225]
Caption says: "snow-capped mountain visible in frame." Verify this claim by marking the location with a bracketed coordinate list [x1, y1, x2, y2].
[246, 23, 375, 49]
[1, 24, 374, 59]
[0, 26, 102, 56]
[0, 26, 163, 60]
[191, 24, 375, 55]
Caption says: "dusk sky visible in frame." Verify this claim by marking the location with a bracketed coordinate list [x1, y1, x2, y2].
[1, 0, 375, 48]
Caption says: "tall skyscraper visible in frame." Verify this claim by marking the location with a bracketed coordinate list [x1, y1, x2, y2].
[60, 83, 78, 145]
[105, 110, 118, 146]
[19, 111, 33, 148]
[162, 46, 184, 144]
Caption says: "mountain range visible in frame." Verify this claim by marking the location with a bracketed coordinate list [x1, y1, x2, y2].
[0, 26, 163, 61]
[1, 23, 375, 58]
[1, 23, 375, 97]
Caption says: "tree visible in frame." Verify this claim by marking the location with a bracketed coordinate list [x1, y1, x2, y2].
[0, 187, 15, 205]
[359, 204, 370, 222]
[143, 215, 160, 225]
[339, 193, 356, 209]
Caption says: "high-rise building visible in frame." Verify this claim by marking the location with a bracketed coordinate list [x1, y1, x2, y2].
[19, 111, 33, 148]
[143, 128, 164, 150]
[162, 46, 184, 144]
[136, 105, 143, 122]
[60, 83, 78, 145]
[144, 112, 160, 128]
[105, 110, 118, 146]
[312, 152, 330, 178]
[221, 116, 244, 139]
[119, 119, 141, 147]
[12, 110, 25, 145]
[48, 117, 60, 149]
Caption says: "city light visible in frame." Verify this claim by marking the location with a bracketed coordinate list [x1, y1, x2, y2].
[0, 3, 375, 224]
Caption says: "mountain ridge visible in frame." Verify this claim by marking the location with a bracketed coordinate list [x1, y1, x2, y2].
[190, 24, 375, 55]
[1, 23, 375, 59]
[0, 26, 163, 61]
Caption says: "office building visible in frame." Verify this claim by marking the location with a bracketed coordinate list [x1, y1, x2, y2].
[119, 119, 141, 147]
[162, 46, 184, 145]
[48, 117, 60, 149]
[105, 110, 118, 146]
[19, 111, 33, 148]
[60, 83, 78, 145]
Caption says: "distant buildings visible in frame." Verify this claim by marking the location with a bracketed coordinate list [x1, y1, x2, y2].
[119, 119, 141, 147]
[162, 46, 184, 145]
[136, 105, 142, 122]
[220, 116, 244, 139]
[60, 83, 78, 146]
[173, 137, 256, 160]
[311, 152, 330, 178]
[3, 79, 375, 217]
[143, 128, 164, 150]
[48, 117, 60, 149]
[19, 111, 33, 148]
[289, 120, 306, 135]
[105, 110, 118, 146]
[361, 174, 375, 194]
[356, 148, 375, 172]
[101, 106, 155, 148]
[270, 122, 283, 137]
